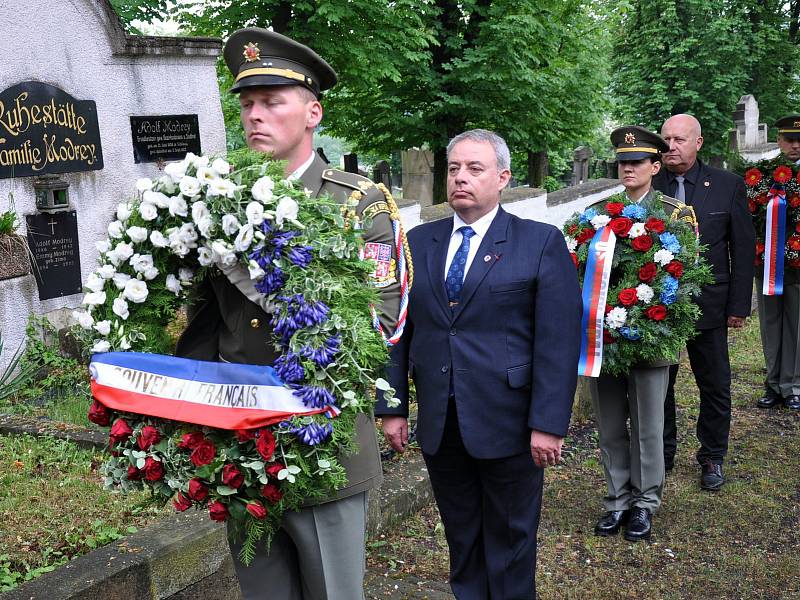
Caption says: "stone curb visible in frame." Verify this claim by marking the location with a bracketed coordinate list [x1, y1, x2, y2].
[2, 416, 435, 599]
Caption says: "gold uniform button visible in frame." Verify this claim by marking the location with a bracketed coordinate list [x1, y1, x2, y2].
[250, 318, 261, 328]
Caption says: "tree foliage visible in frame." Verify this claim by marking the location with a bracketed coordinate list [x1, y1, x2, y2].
[111, 0, 611, 200]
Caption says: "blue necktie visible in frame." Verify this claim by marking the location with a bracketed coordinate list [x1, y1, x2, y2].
[446, 226, 476, 305]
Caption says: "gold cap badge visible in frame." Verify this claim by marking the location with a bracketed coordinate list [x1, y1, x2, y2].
[794, 121, 800, 128]
[624, 132, 636, 144]
[243, 42, 260, 62]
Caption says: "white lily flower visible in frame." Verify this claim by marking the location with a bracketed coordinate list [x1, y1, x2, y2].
[150, 230, 168, 248]
[126, 226, 148, 243]
[196, 166, 217, 186]
[275, 196, 299, 226]
[179, 176, 201, 198]
[178, 223, 199, 245]
[123, 279, 149, 303]
[211, 158, 231, 176]
[156, 176, 177, 195]
[112, 296, 130, 319]
[83, 291, 107, 306]
[130, 253, 154, 275]
[170, 240, 191, 258]
[197, 246, 215, 266]
[165, 274, 182, 296]
[251, 176, 275, 203]
[94, 320, 112, 336]
[112, 272, 131, 290]
[107, 220, 125, 239]
[135, 178, 154, 193]
[114, 240, 135, 261]
[191, 201, 210, 224]
[211, 240, 237, 266]
[222, 214, 242, 236]
[90, 340, 111, 354]
[116, 203, 133, 222]
[96, 239, 111, 253]
[246, 201, 265, 225]
[178, 267, 194, 282]
[234, 224, 254, 252]
[194, 154, 210, 168]
[72, 310, 94, 329]
[207, 178, 238, 198]
[97, 264, 116, 279]
[118, 335, 132, 351]
[169, 196, 189, 217]
[139, 202, 158, 221]
[164, 160, 188, 183]
[196, 215, 215, 238]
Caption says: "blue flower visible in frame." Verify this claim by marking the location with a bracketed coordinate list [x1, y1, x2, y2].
[619, 326, 641, 341]
[622, 204, 646, 220]
[274, 352, 305, 384]
[287, 245, 313, 268]
[660, 290, 677, 305]
[662, 275, 679, 293]
[300, 335, 341, 368]
[579, 208, 597, 224]
[292, 385, 336, 409]
[254, 265, 285, 296]
[289, 421, 333, 446]
[659, 232, 681, 254]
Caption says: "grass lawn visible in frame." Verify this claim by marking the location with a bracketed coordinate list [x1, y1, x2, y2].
[0, 434, 167, 592]
[367, 317, 800, 599]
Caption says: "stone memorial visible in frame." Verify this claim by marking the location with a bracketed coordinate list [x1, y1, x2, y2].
[730, 94, 779, 162]
[401, 148, 433, 205]
[571, 145, 593, 186]
[0, 0, 226, 371]
[372, 159, 391, 188]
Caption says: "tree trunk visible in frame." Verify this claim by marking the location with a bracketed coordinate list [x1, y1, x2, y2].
[527, 149, 548, 188]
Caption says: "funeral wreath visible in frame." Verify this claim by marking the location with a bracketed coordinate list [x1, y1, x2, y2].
[563, 193, 712, 376]
[72, 150, 407, 563]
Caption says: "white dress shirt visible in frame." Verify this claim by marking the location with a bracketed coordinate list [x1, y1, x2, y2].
[288, 151, 316, 180]
[444, 205, 499, 281]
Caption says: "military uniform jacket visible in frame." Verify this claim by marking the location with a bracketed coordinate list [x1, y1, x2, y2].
[176, 153, 403, 504]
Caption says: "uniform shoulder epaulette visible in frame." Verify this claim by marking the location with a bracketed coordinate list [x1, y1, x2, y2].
[321, 168, 376, 192]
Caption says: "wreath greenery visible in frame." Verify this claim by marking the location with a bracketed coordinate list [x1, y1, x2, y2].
[741, 157, 800, 269]
[72, 150, 396, 563]
[562, 192, 713, 375]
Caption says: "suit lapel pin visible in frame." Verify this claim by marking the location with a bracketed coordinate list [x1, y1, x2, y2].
[483, 254, 492, 262]
[704, 181, 710, 187]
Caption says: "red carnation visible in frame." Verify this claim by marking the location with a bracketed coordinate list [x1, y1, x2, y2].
[756, 193, 769, 206]
[265, 462, 283, 479]
[789, 235, 800, 251]
[602, 330, 616, 344]
[127, 465, 143, 481]
[576, 228, 595, 245]
[570, 252, 578, 268]
[638, 262, 658, 283]
[221, 463, 245, 489]
[665, 260, 684, 278]
[208, 501, 229, 522]
[137, 425, 161, 451]
[190, 439, 217, 467]
[791, 195, 800, 208]
[610, 217, 634, 237]
[631, 235, 654, 252]
[143, 456, 164, 481]
[236, 429, 256, 443]
[109, 418, 133, 447]
[774, 165, 792, 184]
[645, 217, 665, 234]
[618, 288, 638, 306]
[88, 400, 111, 426]
[744, 168, 762, 187]
[178, 431, 205, 450]
[173, 492, 192, 512]
[645, 304, 668, 321]
[256, 429, 276, 461]
[188, 478, 209, 502]
[261, 483, 284, 504]
[246, 500, 268, 520]
[606, 202, 625, 216]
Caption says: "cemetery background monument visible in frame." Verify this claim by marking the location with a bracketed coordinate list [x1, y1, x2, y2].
[0, 0, 226, 370]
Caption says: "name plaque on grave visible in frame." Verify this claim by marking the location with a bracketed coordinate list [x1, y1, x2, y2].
[130, 114, 201, 163]
[0, 81, 103, 179]
[25, 211, 82, 300]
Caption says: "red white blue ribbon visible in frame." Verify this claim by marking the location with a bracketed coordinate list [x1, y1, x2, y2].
[90, 352, 339, 430]
[578, 227, 617, 377]
[763, 186, 787, 296]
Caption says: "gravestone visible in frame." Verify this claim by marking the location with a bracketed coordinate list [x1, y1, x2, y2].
[571, 146, 593, 186]
[730, 94, 779, 162]
[343, 153, 359, 174]
[401, 149, 433, 206]
[0, 0, 226, 371]
[372, 160, 391, 188]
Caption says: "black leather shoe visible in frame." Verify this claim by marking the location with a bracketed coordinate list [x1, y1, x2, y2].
[785, 395, 800, 410]
[700, 460, 725, 490]
[594, 510, 629, 536]
[624, 507, 652, 541]
[757, 388, 782, 408]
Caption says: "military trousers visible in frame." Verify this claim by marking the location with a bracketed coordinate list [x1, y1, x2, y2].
[756, 276, 800, 397]
[590, 366, 669, 513]
[228, 491, 368, 600]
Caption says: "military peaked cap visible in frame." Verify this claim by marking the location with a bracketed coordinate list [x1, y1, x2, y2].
[224, 28, 337, 97]
[610, 125, 669, 161]
[776, 115, 800, 141]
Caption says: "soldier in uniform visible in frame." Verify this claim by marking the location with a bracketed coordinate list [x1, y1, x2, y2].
[755, 115, 800, 410]
[591, 126, 696, 542]
[175, 28, 405, 600]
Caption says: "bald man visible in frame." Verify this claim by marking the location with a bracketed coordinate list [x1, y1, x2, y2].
[653, 114, 755, 491]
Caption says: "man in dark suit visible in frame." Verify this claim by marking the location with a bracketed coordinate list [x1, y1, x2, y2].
[176, 28, 404, 600]
[376, 129, 582, 599]
[654, 114, 755, 490]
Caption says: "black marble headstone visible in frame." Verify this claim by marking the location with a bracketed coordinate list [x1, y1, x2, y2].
[130, 114, 201, 163]
[25, 211, 82, 300]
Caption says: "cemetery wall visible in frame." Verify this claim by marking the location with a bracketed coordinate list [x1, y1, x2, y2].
[0, 0, 225, 370]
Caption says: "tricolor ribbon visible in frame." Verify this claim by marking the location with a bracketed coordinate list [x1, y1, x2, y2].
[90, 352, 339, 430]
[763, 186, 787, 296]
[578, 227, 617, 377]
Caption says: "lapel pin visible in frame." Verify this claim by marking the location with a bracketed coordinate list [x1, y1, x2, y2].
[483, 254, 492, 262]
[704, 181, 710, 187]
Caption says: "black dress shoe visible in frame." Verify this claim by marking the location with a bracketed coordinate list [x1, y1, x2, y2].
[594, 510, 629, 536]
[785, 395, 800, 410]
[624, 507, 652, 541]
[700, 460, 724, 490]
[757, 388, 783, 408]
